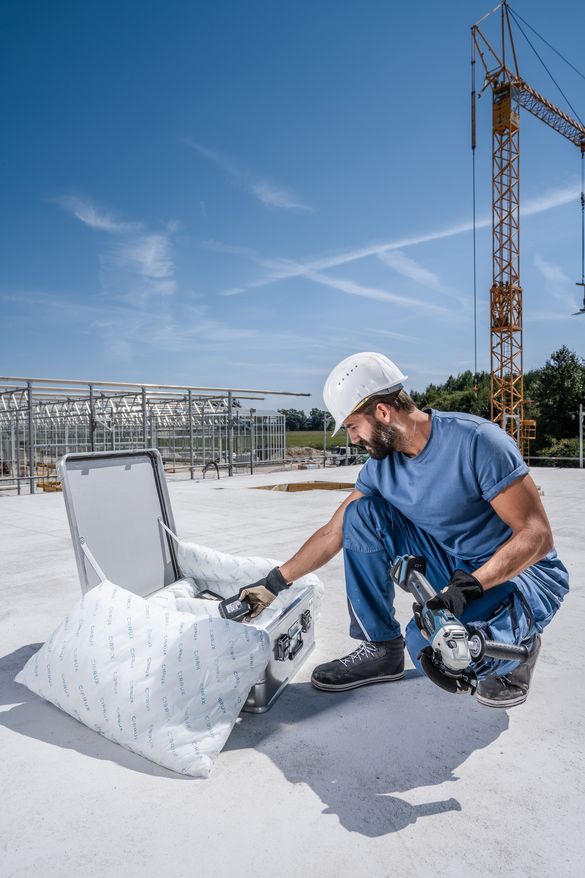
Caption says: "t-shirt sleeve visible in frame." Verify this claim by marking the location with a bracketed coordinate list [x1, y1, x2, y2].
[469, 423, 529, 502]
[355, 459, 382, 498]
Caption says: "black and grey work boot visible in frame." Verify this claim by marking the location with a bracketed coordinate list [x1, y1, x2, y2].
[476, 635, 542, 709]
[310, 636, 405, 691]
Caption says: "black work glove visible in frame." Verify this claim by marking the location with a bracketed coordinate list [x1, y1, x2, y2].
[413, 569, 483, 631]
[239, 567, 290, 620]
[427, 569, 483, 618]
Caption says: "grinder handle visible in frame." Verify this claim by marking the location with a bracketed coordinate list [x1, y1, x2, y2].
[469, 628, 530, 662]
[482, 640, 530, 661]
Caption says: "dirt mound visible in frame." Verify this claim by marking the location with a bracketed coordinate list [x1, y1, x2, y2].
[286, 446, 323, 458]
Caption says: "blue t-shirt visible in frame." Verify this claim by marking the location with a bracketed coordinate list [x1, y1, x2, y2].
[355, 409, 529, 564]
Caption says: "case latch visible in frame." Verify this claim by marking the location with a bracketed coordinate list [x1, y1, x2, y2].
[300, 609, 312, 632]
[288, 635, 304, 660]
[275, 633, 291, 661]
[275, 621, 305, 661]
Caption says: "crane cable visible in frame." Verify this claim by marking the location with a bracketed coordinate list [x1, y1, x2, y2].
[471, 38, 478, 387]
[507, 5, 585, 85]
[508, 6, 583, 125]
[508, 4, 585, 307]
[578, 147, 585, 290]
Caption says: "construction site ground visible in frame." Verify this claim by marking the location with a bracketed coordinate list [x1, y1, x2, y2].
[1, 465, 583, 877]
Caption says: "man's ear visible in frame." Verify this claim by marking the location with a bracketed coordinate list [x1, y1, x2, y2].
[374, 402, 393, 423]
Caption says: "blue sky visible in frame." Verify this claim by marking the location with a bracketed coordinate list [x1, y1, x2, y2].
[1, 0, 584, 412]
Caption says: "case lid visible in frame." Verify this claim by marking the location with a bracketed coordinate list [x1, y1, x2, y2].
[57, 449, 180, 597]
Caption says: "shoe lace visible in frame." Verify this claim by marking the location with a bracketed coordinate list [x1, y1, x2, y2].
[339, 642, 378, 668]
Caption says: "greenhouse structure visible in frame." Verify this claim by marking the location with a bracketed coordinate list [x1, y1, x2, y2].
[0, 376, 309, 495]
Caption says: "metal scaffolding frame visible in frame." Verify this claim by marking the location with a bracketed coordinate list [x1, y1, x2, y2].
[0, 376, 310, 494]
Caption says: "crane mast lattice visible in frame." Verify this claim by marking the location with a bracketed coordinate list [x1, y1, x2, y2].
[471, 1, 585, 457]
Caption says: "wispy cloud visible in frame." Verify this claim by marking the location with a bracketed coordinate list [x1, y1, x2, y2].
[302, 269, 450, 313]
[142, 306, 258, 352]
[50, 192, 271, 364]
[185, 140, 313, 212]
[523, 185, 582, 218]
[378, 250, 442, 289]
[116, 235, 175, 282]
[534, 254, 577, 310]
[2, 290, 257, 363]
[53, 194, 181, 305]
[214, 255, 440, 311]
[100, 233, 177, 302]
[53, 194, 141, 234]
[251, 181, 309, 211]
[363, 327, 419, 342]
[220, 287, 247, 297]
[218, 253, 452, 314]
[216, 182, 581, 297]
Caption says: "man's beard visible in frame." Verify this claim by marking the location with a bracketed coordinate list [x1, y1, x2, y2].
[363, 421, 406, 459]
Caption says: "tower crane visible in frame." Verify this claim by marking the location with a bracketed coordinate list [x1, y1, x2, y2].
[471, 1, 585, 456]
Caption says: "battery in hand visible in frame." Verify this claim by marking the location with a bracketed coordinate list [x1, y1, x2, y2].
[219, 594, 252, 622]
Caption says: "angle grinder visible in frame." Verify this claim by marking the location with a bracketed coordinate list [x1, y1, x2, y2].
[391, 554, 530, 694]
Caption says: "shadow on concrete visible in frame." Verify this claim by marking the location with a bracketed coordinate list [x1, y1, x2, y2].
[225, 672, 510, 837]
[3, 645, 510, 830]
[0, 644, 190, 780]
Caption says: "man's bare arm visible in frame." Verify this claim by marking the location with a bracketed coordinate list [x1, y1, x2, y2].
[279, 489, 365, 583]
[472, 474, 553, 589]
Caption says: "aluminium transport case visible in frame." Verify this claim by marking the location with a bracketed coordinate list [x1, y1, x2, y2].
[57, 449, 315, 713]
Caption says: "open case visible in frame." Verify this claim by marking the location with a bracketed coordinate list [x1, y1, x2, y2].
[57, 449, 316, 713]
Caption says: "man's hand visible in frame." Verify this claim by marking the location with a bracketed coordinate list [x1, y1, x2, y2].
[413, 569, 483, 630]
[239, 567, 290, 619]
[426, 569, 483, 618]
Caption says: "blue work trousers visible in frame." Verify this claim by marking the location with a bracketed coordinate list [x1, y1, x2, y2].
[342, 497, 569, 679]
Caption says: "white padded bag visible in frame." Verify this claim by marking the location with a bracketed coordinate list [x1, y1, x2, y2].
[15, 581, 269, 777]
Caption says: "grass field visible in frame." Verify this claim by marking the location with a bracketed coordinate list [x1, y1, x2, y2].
[286, 431, 350, 450]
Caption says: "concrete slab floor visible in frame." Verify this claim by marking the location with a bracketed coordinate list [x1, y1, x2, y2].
[0, 466, 583, 878]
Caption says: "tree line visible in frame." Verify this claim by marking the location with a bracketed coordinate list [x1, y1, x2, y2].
[277, 407, 332, 431]
[410, 346, 584, 461]
[279, 346, 585, 462]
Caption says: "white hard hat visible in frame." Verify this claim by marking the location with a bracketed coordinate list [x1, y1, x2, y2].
[323, 352, 408, 435]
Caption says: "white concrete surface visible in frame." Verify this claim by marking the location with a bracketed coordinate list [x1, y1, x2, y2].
[1, 466, 583, 877]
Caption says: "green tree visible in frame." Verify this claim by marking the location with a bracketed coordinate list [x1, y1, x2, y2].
[527, 346, 585, 443]
[411, 371, 491, 418]
[308, 408, 330, 430]
[536, 436, 581, 467]
[278, 408, 308, 431]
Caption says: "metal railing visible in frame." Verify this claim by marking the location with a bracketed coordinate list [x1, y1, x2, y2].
[526, 406, 585, 468]
[527, 456, 584, 468]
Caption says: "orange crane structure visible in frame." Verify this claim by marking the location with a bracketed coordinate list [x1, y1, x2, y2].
[471, 1, 585, 456]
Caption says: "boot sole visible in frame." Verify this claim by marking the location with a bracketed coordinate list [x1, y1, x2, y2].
[311, 671, 405, 692]
[475, 692, 528, 708]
